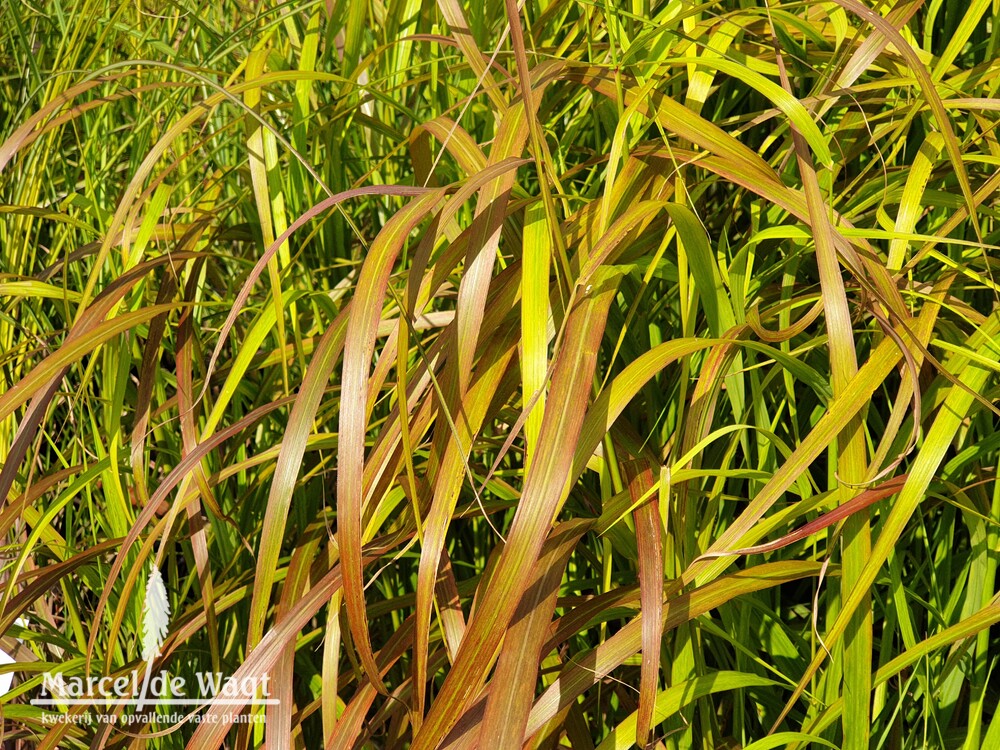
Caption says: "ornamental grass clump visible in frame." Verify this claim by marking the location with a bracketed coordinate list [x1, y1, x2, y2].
[1, 0, 999, 747]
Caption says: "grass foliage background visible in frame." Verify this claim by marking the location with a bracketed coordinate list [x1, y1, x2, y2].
[1, 0, 1000, 747]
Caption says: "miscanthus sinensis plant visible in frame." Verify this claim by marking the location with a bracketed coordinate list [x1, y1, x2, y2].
[1, 0, 999, 747]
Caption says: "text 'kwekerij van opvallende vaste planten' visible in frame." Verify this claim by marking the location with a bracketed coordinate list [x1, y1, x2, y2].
[1, 0, 1000, 748]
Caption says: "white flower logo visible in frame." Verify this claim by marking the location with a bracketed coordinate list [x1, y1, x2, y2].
[136, 565, 170, 710]
[141, 566, 170, 663]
